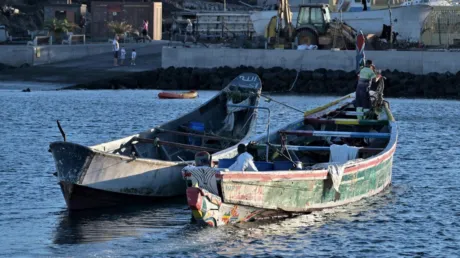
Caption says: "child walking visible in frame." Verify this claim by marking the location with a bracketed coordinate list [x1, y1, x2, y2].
[131, 49, 136, 66]
[120, 46, 126, 65]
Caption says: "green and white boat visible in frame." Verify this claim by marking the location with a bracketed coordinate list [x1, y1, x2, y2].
[183, 91, 397, 227]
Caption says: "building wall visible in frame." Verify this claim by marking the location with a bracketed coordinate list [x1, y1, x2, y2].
[91, 1, 162, 40]
[44, 4, 82, 24]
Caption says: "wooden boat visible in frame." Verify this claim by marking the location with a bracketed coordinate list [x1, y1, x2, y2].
[158, 90, 198, 99]
[183, 91, 397, 227]
[49, 73, 262, 210]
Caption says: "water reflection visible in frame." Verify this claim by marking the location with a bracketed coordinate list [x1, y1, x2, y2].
[53, 202, 189, 245]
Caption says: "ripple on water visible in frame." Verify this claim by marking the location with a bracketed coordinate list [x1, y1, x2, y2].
[0, 91, 459, 257]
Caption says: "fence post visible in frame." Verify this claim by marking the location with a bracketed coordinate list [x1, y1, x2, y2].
[437, 16, 442, 46]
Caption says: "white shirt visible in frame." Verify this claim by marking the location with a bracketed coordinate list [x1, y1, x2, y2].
[112, 39, 119, 51]
[186, 22, 193, 33]
[228, 152, 258, 172]
[131, 51, 136, 59]
[120, 48, 126, 59]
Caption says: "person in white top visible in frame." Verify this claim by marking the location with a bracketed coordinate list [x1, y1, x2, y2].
[228, 144, 258, 172]
[131, 49, 136, 66]
[120, 46, 126, 65]
[184, 19, 196, 44]
[112, 35, 119, 66]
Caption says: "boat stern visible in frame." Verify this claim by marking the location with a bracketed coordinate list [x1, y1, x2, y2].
[49, 141, 95, 184]
[186, 187, 223, 227]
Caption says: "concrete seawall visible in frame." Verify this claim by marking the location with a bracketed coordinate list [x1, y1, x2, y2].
[162, 47, 460, 75]
[1, 41, 170, 67]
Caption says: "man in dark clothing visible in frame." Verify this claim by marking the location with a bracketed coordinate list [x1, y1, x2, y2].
[362, 0, 368, 11]
[355, 59, 376, 117]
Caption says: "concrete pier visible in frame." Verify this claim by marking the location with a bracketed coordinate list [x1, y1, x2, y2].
[1, 41, 170, 67]
[0, 41, 175, 90]
[161, 47, 460, 75]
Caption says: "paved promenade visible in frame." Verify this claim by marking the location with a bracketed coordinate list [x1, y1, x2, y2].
[0, 41, 179, 90]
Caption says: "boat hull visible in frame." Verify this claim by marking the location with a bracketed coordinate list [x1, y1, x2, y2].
[158, 91, 198, 99]
[51, 142, 186, 190]
[187, 147, 395, 226]
[59, 181, 183, 210]
[250, 5, 432, 42]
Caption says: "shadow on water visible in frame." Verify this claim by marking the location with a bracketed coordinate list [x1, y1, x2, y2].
[53, 199, 189, 245]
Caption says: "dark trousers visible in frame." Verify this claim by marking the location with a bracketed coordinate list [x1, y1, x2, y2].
[355, 80, 371, 109]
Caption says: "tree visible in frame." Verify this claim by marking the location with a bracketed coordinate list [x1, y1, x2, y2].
[44, 18, 76, 34]
[107, 21, 132, 36]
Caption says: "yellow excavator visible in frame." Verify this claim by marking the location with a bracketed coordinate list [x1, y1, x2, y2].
[265, 3, 357, 49]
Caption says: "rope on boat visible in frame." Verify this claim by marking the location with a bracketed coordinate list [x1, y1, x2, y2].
[259, 93, 304, 114]
[288, 64, 302, 92]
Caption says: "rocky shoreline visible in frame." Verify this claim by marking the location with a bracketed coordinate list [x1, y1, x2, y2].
[68, 66, 460, 99]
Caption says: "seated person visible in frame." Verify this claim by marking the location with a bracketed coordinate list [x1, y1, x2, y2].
[195, 151, 211, 167]
[228, 144, 258, 172]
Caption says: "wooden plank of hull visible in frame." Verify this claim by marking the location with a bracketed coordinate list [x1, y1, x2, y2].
[81, 151, 185, 196]
[219, 146, 395, 212]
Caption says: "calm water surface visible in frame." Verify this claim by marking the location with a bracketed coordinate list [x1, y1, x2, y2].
[1, 90, 459, 257]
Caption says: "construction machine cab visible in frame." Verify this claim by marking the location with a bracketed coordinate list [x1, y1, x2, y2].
[296, 4, 331, 35]
[295, 4, 333, 47]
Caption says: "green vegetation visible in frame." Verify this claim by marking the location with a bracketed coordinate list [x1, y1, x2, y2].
[107, 21, 133, 36]
[44, 18, 76, 34]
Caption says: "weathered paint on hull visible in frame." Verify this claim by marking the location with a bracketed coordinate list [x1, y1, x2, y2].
[187, 187, 290, 226]
[51, 142, 188, 210]
[188, 152, 394, 226]
[59, 181, 184, 210]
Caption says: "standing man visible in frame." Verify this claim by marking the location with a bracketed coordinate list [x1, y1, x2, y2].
[142, 20, 151, 42]
[355, 59, 376, 118]
[184, 19, 196, 44]
[170, 17, 179, 42]
[79, 15, 87, 35]
[112, 35, 120, 67]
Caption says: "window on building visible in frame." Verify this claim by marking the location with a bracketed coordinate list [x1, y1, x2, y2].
[55, 10, 66, 20]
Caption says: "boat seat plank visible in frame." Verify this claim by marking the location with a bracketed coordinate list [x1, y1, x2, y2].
[328, 111, 365, 116]
[255, 144, 383, 153]
[132, 137, 220, 153]
[304, 118, 389, 126]
[279, 130, 391, 138]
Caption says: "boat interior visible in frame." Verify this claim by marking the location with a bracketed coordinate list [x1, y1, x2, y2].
[91, 83, 261, 162]
[217, 101, 393, 172]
